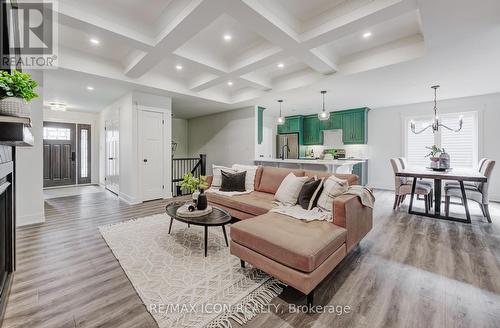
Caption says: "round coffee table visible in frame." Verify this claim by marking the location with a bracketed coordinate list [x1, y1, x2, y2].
[165, 202, 231, 257]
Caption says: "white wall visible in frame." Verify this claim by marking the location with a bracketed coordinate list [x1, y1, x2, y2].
[99, 92, 172, 204]
[43, 108, 100, 184]
[188, 107, 255, 174]
[368, 92, 500, 201]
[172, 118, 188, 158]
[16, 70, 44, 226]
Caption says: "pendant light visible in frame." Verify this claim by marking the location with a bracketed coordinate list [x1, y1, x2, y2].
[410, 85, 463, 134]
[318, 90, 330, 121]
[276, 100, 285, 125]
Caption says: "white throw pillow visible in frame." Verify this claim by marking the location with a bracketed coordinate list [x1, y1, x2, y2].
[212, 165, 237, 187]
[274, 173, 309, 206]
[232, 164, 258, 191]
[317, 175, 349, 212]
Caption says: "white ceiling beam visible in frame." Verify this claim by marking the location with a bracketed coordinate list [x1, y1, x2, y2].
[125, 0, 224, 78]
[223, 0, 337, 75]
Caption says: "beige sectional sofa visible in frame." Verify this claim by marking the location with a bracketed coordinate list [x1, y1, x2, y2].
[206, 166, 373, 306]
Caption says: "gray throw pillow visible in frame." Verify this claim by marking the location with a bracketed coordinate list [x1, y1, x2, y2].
[220, 170, 247, 192]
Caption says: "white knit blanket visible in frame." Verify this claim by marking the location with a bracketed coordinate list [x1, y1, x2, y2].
[270, 205, 332, 222]
[206, 187, 253, 197]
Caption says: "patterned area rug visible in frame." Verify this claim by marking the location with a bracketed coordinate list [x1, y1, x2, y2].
[99, 213, 283, 328]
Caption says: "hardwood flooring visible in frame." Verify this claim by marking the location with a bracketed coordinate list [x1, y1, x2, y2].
[3, 190, 500, 328]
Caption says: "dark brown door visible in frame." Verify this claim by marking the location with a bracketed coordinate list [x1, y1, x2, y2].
[43, 122, 77, 187]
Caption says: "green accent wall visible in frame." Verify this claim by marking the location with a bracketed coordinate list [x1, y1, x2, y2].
[257, 106, 265, 145]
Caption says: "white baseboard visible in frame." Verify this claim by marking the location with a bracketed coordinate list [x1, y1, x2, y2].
[119, 192, 141, 205]
[17, 212, 45, 227]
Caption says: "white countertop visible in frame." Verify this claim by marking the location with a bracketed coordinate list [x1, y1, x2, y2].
[254, 158, 365, 166]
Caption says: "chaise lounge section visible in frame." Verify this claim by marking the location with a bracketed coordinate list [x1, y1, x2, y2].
[206, 166, 373, 305]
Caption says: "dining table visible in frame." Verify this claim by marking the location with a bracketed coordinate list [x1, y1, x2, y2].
[395, 167, 488, 223]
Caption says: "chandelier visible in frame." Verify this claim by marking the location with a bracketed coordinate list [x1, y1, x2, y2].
[410, 85, 463, 134]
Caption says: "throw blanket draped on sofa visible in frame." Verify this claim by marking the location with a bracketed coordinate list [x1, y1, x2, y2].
[271, 186, 375, 222]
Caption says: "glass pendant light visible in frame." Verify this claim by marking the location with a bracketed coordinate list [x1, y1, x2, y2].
[318, 90, 330, 121]
[276, 100, 285, 125]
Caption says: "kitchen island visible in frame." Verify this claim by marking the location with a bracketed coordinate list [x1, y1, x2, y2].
[254, 158, 366, 174]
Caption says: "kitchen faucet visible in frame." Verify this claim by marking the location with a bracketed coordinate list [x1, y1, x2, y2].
[280, 144, 290, 160]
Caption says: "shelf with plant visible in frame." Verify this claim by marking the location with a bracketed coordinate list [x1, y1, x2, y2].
[0, 70, 39, 117]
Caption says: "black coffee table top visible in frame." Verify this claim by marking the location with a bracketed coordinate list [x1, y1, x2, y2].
[165, 202, 231, 226]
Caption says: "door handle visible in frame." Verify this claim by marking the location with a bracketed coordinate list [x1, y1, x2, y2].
[143, 159, 148, 163]
[71, 152, 76, 161]
[109, 157, 114, 160]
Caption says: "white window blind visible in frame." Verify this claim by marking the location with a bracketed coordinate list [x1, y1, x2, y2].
[406, 118, 434, 166]
[405, 112, 478, 169]
[440, 112, 477, 169]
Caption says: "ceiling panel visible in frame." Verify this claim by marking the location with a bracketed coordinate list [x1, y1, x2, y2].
[175, 14, 272, 70]
[58, 24, 134, 63]
[314, 11, 422, 62]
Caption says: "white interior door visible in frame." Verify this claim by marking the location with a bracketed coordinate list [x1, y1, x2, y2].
[105, 119, 119, 195]
[139, 110, 164, 201]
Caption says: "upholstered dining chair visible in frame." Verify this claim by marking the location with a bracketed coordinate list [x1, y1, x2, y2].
[398, 157, 433, 207]
[445, 159, 496, 222]
[390, 158, 433, 212]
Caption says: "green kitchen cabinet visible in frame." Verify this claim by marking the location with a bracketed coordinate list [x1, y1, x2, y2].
[303, 115, 323, 145]
[342, 108, 368, 144]
[320, 112, 343, 130]
[277, 116, 303, 134]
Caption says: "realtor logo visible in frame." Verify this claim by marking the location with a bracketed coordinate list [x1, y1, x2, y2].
[1, 0, 58, 69]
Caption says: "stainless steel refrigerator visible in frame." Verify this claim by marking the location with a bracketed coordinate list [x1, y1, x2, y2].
[276, 133, 299, 159]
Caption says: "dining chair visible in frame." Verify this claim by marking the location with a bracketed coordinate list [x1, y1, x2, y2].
[390, 158, 433, 212]
[398, 157, 433, 207]
[443, 158, 487, 191]
[445, 159, 495, 222]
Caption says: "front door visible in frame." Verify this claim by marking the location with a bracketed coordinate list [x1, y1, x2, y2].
[43, 122, 77, 187]
[139, 110, 164, 201]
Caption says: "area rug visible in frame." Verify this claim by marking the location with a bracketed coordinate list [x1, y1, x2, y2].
[99, 213, 283, 328]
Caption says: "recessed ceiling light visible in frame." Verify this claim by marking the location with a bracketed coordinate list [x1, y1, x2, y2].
[227, 81, 233, 86]
[223, 34, 232, 41]
[175, 65, 183, 70]
[362, 32, 372, 39]
[86, 86, 94, 91]
[277, 63, 285, 69]
[89, 38, 100, 45]
[49, 102, 67, 111]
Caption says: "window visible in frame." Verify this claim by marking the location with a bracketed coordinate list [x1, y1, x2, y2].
[43, 127, 71, 140]
[405, 111, 478, 169]
[80, 129, 88, 178]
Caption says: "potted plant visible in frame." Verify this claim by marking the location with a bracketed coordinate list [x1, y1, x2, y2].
[180, 173, 209, 210]
[425, 145, 444, 167]
[0, 70, 39, 117]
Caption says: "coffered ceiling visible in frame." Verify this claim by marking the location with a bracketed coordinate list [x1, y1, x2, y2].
[47, 0, 500, 118]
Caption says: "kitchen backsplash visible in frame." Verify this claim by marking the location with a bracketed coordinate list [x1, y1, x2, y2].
[300, 144, 369, 158]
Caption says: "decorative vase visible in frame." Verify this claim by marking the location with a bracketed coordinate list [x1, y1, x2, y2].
[439, 152, 450, 169]
[0, 97, 30, 117]
[192, 190, 200, 205]
[197, 189, 208, 210]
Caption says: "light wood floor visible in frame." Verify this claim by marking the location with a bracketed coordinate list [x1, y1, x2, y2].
[3, 190, 500, 328]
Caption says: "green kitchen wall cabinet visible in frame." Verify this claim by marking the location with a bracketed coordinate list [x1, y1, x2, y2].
[277, 116, 303, 134]
[320, 112, 343, 130]
[341, 108, 368, 144]
[303, 115, 323, 145]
